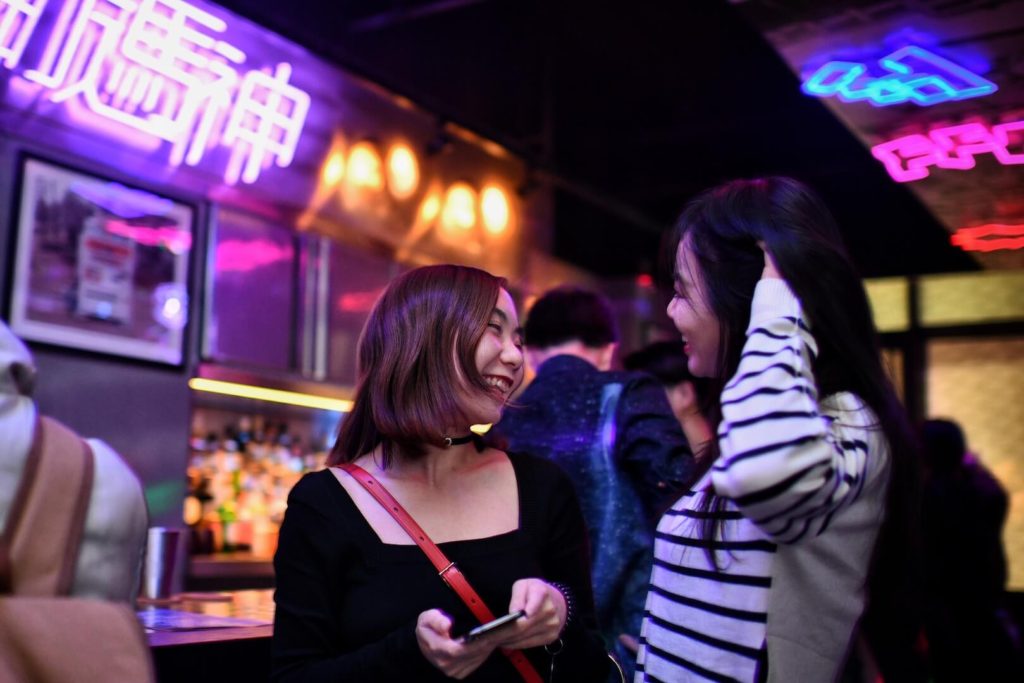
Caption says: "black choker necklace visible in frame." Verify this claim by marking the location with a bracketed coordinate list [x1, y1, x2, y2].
[443, 434, 474, 447]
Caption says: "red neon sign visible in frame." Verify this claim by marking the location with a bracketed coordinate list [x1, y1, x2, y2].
[872, 118, 1024, 182]
[951, 224, 1024, 252]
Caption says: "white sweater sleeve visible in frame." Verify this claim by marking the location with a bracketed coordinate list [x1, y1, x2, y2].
[710, 279, 875, 544]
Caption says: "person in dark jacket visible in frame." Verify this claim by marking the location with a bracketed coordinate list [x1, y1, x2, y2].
[622, 340, 713, 464]
[921, 418, 1021, 681]
[492, 287, 695, 678]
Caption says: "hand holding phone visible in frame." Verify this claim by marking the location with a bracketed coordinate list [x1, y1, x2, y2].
[461, 609, 526, 642]
[416, 609, 494, 679]
[499, 578, 567, 650]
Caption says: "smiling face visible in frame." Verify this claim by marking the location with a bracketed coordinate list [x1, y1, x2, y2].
[666, 239, 722, 379]
[462, 288, 524, 426]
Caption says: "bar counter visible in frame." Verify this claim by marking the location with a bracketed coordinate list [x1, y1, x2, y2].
[141, 588, 273, 647]
[187, 552, 276, 591]
[142, 589, 274, 682]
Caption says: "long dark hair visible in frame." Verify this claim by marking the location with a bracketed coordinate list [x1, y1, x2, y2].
[663, 177, 920, 622]
[327, 264, 505, 468]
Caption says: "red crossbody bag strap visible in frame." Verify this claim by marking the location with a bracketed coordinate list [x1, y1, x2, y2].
[340, 463, 542, 683]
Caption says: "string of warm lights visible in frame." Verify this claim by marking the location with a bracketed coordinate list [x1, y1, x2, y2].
[318, 139, 514, 236]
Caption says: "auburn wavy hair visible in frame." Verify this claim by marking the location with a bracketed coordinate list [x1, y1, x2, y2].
[327, 264, 505, 468]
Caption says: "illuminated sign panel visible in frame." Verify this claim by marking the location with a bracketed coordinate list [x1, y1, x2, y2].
[0, 0, 310, 184]
[802, 46, 997, 107]
[0, 0, 47, 68]
[872, 118, 1024, 182]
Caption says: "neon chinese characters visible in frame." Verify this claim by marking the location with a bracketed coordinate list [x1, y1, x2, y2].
[802, 46, 997, 107]
[871, 118, 1024, 182]
[1, 0, 310, 185]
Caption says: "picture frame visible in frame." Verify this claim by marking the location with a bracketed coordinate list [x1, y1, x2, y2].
[8, 157, 194, 366]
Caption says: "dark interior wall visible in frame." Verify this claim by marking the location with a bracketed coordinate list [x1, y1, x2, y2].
[31, 349, 191, 527]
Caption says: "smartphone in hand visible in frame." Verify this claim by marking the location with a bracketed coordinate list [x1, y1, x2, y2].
[461, 610, 526, 642]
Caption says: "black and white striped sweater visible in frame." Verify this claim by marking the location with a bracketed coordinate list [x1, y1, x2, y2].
[636, 279, 890, 683]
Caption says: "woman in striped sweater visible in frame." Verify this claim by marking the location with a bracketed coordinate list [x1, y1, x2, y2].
[635, 178, 918, 682]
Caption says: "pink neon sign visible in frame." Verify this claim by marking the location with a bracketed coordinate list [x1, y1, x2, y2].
[0, 0, 310, 185]
[214, 237, 293, 273]
[105, 218, 192, 253]
[872, 118, 1024, 182]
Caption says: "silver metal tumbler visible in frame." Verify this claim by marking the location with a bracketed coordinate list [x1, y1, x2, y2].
[142, 526, 182, 600]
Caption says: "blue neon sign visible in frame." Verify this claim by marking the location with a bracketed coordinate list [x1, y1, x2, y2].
[802, 46, 997, 107]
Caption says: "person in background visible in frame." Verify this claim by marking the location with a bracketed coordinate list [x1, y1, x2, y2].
[272, 265, 609, 682]
[492, 287, 695, 680]
[622, 340, 712, 463]
[920, 418, 1021, 681]
[0, 321, 148, 601]
[636, 177, 919, 682]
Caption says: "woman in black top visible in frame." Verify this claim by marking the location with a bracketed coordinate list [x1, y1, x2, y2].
[272, 265, 610, 681]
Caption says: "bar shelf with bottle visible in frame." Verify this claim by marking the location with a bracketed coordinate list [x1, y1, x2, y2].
[183, 388, 343, 589]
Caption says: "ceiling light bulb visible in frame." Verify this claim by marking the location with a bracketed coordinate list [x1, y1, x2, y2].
[480, 185, 511, 234]
[347, 142, 383, 189]
[441, 183, 477, 231]
[386, 143, 420, 199]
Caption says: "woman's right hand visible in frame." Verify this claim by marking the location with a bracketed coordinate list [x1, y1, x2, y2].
[415, 609, 496, 679]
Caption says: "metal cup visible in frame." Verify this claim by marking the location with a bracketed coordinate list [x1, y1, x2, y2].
[142, 526, 182, 600]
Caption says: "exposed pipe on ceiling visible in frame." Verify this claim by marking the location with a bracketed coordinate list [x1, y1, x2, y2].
[348, 0, 493, 32]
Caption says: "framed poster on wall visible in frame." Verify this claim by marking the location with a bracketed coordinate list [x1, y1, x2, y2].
[8, 157, 194, 365]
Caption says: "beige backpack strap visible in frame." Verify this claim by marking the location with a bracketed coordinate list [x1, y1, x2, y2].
[0, 416, 94, 596]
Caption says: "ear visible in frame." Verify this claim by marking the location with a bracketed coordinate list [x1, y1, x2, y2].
[595, 343, 617, 372]
[526, 348, 547, 371]
[678, 380, 697, 413]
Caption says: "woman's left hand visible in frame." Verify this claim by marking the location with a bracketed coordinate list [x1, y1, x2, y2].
[758, 241, 781, 280]
[494, 578, 566, 650]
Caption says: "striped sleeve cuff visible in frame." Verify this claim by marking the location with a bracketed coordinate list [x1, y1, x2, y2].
[746, 278, 801, 332]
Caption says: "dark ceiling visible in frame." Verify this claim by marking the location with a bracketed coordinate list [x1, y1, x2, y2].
[214, 0, 979, 279]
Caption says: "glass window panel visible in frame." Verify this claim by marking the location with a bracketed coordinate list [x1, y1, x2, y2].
[920, 271, 1024, 327]
[927, 337, 1024, 589]
[205, 209, 296, 369]
[865, 277, 909, 333]
[326, 242, 401, 385]
[881, 347, 904, 403]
